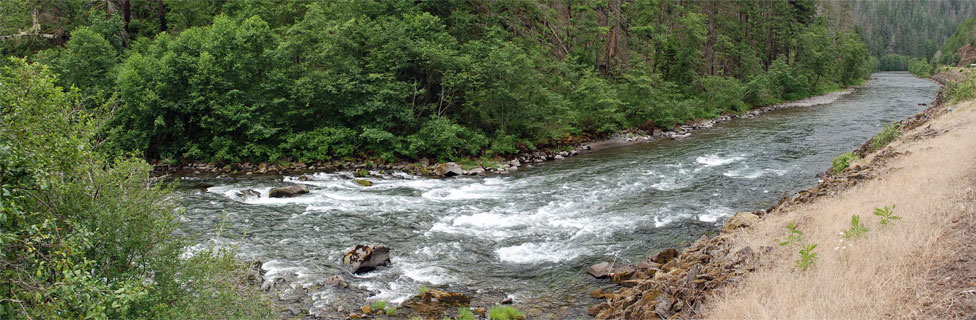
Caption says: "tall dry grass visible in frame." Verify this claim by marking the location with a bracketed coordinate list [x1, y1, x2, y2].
[704, 101, 976, 319]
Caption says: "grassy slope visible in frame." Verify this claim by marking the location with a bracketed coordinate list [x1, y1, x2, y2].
[703, 99, 976, 318]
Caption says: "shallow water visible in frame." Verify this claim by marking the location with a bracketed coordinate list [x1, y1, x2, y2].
[177, 72, 938, 312]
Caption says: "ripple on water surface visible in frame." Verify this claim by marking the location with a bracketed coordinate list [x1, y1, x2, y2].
[177, 72, 940, 311]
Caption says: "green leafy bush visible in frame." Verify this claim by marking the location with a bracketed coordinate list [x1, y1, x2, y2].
[873, 205, 901, 227]
[282, 127, 358, 162]
[908, 58, 934, 78]
[488, 306, 525, 320]
[779, 221, 804, 247]
[832, 152, 858, 173]
[843, 215, 870, 239]
[878, 53, 910, 71]
[869, 123, 901, 152]
[701, 76, 749, 116]
[0, 59, 272, 319]
[795, 244, 819, 271]
[403, 117, 487, 161]
[456, 307, 476, 320]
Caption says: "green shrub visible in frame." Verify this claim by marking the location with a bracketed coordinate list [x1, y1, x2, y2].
[281, 126, 358, 162]
[744, 73, 781, 107]
[372, 300, 388, 311]
[842, 215, 870, 239]
[795, 244, 818, 271]
[873, 205, 901, 227]
[456, 307, 476, 320]
[832, 152, 858, 174]
[488, 306, 525, 320]
[779, 221, 803, 247]
[878, 53, 910, 71]
[0, 59, 273, 319]
[908, 58, 933, 78]
[403, 117, 488, 162]
[869, 123, 901, 152]
[701, 75, 749, 115]
[946, 70, 976, 103]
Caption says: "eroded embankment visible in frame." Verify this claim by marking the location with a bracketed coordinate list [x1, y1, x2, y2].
[588, 76, 975, 319]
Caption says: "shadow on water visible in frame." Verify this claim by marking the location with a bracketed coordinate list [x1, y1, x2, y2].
[176, 72, 938, 314]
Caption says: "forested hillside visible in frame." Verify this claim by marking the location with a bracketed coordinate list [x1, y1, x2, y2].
[1, 0, 873, 165]
[938, 17, 976, 66]
[851, 0, 976, 59]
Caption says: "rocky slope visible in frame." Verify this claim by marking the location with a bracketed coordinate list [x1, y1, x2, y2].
[587, 75, 957, 319]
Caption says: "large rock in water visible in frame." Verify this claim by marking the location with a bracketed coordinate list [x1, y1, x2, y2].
[269, 184, 309, 198]
[342, 244, 391, 273]
[433, 162, 463, 177]
[588, 262, 613, 278]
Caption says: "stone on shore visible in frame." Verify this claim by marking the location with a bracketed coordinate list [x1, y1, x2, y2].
[342, 244, 391, 273]
[433, 162, 464, 177]
[723, 212, 759, 232]
[269, 184, 309, 198]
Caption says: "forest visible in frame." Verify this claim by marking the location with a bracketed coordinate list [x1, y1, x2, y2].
[2, 0, 875, 165]
[1, 0, 962, 319]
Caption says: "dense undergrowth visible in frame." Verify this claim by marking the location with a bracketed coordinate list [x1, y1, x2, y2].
[2, 0, 875, 165]
[0, 59, 273, 319]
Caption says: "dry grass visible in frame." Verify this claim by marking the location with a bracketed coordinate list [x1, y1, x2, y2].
[704, 100, 976, 319]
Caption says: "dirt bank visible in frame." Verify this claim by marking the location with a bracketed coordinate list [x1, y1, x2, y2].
[704, 91, 976, 319]
[588, 76, 975, 319]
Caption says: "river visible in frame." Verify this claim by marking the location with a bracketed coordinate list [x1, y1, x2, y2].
[176, 72, 938, 316]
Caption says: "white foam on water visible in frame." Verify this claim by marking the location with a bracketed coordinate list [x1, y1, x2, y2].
[696, 154, 745, 167]
[428, 212, 523, 239]
[421, 179, 509, 201]
[400, 263, 456, 285]
[723, 167, 788, 179]
[495, 242, 587, 264]
[698, 206, 733, 223]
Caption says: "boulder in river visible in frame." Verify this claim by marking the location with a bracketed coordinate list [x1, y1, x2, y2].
[269, 184, 309, 198]
[588, 262, 613, 278]
[433, 162, 463, 177]
[235, 189, 261, 201]
[354, 169, 370, 177]
[342, 244, 391, 273]
[353, 179, 373, 187]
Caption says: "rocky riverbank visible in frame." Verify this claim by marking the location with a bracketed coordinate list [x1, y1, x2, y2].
[153, 87, 857, 179]
[584, 76, 947, 319]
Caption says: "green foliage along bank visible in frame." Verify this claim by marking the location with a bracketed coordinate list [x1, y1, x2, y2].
[1, 0, 874, 165]
[0, 59, 273, 319]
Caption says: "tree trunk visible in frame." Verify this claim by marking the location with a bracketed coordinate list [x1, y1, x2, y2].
[157, 0, 168, 32]
[121, 0, 131, 34]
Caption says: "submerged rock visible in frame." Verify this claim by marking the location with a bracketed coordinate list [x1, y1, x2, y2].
[588, 262, 613, 278]
[235, 189, 261, 200]
[323, 275, 348, 288]
[353, 179, 373, 187]
[269, 184, 309, 198]
[342, 244, 391, 273]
